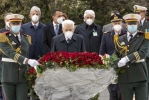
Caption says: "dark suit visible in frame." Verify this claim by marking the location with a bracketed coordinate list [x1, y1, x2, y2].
[74, 23, 103, 54]
[21, 22, 46, 60]
[51, 34, 86, 52]
[42, 22, 62, 54]
[115, 32, 149, 100]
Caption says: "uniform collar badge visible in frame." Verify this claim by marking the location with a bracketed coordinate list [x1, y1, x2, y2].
[12, 41, 16, 45]
[120, 41, 125, 46]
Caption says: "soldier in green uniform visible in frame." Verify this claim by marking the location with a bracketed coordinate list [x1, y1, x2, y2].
[115, 13, 149, 100]
[0, 14, 39, 100]
[133, 5, 149, 95]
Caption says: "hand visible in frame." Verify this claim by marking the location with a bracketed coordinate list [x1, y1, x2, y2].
[28, 59, 39, 67]
[117, 57, 129, 67]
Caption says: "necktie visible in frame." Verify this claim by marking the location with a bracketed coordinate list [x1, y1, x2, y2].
[16, 36, 20, 44]
[55, 25, 59, 35]
[129, 34, 133, 42]
[34, 25, 37, 30]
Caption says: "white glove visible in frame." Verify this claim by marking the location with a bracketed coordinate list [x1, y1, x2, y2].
[118, 57, 129, 67]
[28, 59, 39, 67]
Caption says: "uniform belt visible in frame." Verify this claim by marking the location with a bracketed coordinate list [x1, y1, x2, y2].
[135, 59, 145, 63]
[2, 58, 17, 63]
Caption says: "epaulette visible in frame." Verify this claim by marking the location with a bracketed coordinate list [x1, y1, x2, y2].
[138, 30, 144, 34]
[0, 33, 7, 42]
[22, 33, 32, 44]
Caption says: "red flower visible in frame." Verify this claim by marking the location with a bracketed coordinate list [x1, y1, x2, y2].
[29, 67, 36, 74]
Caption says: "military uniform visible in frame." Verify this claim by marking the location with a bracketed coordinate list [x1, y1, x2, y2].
[100, 14, 125, 100]
[0, 14, 32, 100]
[134, 5, 149, 94]
[115, 14, 149, 100]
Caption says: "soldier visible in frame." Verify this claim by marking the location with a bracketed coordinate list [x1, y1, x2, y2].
[99, 14, 126, 100]
[133, 5, 149, 32]
[0, 14, 39, 100]
[133, 5, 149, 95]
[115, 13, 149, 100]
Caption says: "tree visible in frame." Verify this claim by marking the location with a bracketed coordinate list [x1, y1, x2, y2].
[0, 0, 148, 28]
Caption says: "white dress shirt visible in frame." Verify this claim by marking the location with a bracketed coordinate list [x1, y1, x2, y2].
[13, 33, 21, 42]
[127, 31, 138, 41]
[53, 21, 59, 31]
[32, 21, 39, 27]
[140, 18, 145, 26]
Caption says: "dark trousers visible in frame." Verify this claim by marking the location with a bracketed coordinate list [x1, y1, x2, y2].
[108, 84, 121, 100]
[2, 82, 28, 100]
[119, 81, 148, 100]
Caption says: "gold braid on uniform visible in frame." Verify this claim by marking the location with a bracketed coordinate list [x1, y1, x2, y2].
[133, 52, 140, 61]
[114, 34, 128, 55]
[27, 35, 31, 44]
[14, 53, 21, 65]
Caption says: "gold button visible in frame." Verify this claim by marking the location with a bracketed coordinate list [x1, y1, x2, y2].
[19, 68, 21, 70]
[127, 50, 129, 52]
[127, 65, 129, 67]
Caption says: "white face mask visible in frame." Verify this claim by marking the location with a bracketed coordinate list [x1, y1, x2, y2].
[57, 17, 63, 24]
[6, 22, 10, 28]
[65, 31, 73, 39]
[32, 15, 39, 22]
[86, 19, 93, 25]
[113, 25, 122, 32]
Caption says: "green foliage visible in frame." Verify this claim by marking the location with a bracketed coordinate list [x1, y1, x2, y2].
[88, 93, 100, 100]
[0, 0, 148, 28]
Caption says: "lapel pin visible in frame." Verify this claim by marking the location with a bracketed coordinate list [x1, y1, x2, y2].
[120, 42, 125, 46]
[9, 34, 11, 36]
[12, 41, 16, 45]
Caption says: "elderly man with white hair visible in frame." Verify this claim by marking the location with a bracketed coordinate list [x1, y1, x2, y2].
[51, 20, 85, 52]
[74, 10, 103, 54]
[21, 6, 46, 60]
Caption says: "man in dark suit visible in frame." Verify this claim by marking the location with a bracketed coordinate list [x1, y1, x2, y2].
[51, 20, 85, 52]
[100, 14, 126, 100]
[22, 6, 46, 60]
[42, 9, 63, 54]
[0, 13, 13, 33]
[74, 10, 102, 54]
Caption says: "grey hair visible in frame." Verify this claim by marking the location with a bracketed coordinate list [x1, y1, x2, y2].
[62, 20, 75, 28]
[30, 6, 41, 15]
[84, 10, 95, 18]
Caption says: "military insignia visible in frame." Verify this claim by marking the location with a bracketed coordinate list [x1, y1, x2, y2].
[120, 42, 125, 46]
[14, 14, 18, 18]
[9, 34, 11, 36]
[114, 15, 118, 20]
[12, 41, 16, 45]
[131, 14, 134, 18]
